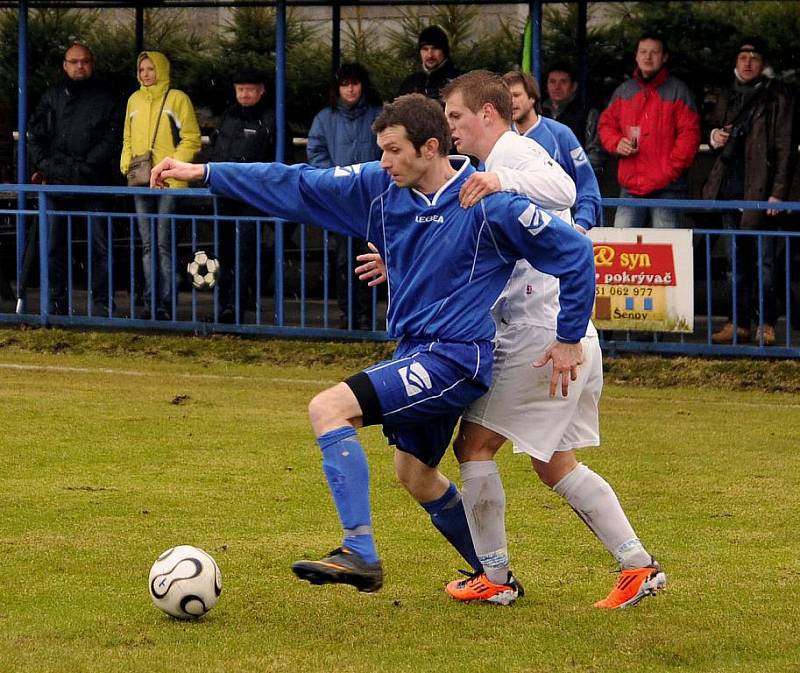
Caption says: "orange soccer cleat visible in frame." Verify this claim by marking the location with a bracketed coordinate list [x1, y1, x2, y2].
[594, 564, 666, 609]
[445, 571, 524, 606]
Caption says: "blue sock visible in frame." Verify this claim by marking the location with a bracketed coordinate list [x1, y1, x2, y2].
[422, 482, 483, 573]
[317, 426, 378, 564]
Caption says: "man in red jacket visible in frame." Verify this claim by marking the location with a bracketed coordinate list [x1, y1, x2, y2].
[599, 33, 700, 228]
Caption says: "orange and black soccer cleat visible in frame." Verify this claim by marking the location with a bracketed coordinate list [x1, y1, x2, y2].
[292, 547, 383, 593]
[594, 563, 666, 609]
[445, 570, 524, 606]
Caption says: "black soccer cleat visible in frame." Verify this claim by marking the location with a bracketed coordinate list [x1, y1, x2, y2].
[292, 547, 384, 593]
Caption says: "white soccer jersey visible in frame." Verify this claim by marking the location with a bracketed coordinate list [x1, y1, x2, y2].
[487, 131, 597, 338]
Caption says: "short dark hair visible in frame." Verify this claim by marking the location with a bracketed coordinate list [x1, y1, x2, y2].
[441, 70, 513, 124]
[546, 62, 576, 82]
[372, 94, 450, 156]
[501, 70, 542, 115]
[637, 32, 668, 54]
[329, 62, 382, 109]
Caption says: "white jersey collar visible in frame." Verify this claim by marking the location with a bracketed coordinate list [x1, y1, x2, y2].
[411, 155, 471, 206]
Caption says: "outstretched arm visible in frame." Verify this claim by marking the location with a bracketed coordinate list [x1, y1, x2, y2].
[152, 157, 384, 241]
[151, 157, 205, 186]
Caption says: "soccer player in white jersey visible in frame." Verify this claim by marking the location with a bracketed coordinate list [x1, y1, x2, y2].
[150, 94, 595, 594]
[443, 71, 665, 608]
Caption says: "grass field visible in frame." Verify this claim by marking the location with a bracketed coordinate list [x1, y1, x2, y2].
[1, 328, 799, 672]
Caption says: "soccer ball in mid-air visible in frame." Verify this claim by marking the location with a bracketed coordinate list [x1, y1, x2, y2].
[186, 250, 221, 290]
[148, 545, 222, 619]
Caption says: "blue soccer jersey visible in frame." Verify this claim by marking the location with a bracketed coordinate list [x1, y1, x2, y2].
[519, 117, 603, 231]
[207, 156, 595, 345]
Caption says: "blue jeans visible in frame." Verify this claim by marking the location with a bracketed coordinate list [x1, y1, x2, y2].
[135, 194, 176, 317]
[614, 183, 687, 229]
[48, 195, 111, 313]
[720, 210, 778, 328]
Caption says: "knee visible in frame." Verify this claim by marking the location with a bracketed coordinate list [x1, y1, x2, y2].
[308, 383, 357, 436]
[533, 453, 578, 489]
[308, 392, 333, 431]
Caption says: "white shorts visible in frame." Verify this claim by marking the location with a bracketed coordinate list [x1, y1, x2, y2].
[462, 323, 602, 463]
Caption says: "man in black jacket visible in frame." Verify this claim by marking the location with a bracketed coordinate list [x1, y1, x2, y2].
[206, 69, 276, 323]
[397, 26, 460, 101]
[703, 38, 796, 346]
[542, 63, 606, 173]
[28, 43, 121, 315]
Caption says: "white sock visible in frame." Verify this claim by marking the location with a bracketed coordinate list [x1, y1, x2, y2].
[460, 460, 509, 584]
[553, 463, 652, 569]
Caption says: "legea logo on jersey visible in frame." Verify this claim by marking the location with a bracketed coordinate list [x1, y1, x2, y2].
[570, 146, 588, 165]
[398, 362, 433, 397]
[518, 204, 551, 237]
[415, 214, 444, 224]
[333, 164, 362, 177]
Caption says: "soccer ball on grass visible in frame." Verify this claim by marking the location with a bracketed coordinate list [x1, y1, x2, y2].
[186, 250, 221, 290]
[148, 545, 222, 619]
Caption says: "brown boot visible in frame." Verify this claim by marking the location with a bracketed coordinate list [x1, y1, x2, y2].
[754, 324, 776, 346]
[712, 322, 750, 344]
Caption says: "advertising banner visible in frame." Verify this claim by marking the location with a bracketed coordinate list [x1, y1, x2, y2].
[588, 228, 694, 332]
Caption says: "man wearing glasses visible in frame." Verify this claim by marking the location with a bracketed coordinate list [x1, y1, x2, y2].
[28, 42, 122, 316]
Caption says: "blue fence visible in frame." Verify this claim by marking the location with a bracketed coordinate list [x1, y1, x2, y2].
[0, 185, 797, 357]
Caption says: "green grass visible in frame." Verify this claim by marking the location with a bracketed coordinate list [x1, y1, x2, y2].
[1, 327, 799, 672]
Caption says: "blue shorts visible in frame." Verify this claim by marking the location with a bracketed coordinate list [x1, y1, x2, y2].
[358, 339, 493, 467]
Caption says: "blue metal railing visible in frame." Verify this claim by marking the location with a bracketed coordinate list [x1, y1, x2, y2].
[0, 186, 797, 356]
[0, 184, 389, 340]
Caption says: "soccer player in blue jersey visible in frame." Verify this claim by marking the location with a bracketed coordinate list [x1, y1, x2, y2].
[360, 72, 664, 607]
[150, 93, 595, 593]
[503, 70, 602, 234]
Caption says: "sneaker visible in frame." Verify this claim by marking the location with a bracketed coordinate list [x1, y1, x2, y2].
[712, 322, 750, 344]
[754, 324, 776, 346]
[291, 547, 383, 593]
[445, 570, 524, 606]
[594, 564, 667, 609]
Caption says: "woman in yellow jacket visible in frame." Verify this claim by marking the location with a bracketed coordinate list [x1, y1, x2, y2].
[121, 51, 201, 320]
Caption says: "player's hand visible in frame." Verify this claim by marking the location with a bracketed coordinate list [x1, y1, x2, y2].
[533, 340, 584, 398]
[459, 172, 501, 208]
[355, 242, 387, 286]
[150, 158, 205, 188]
[616, 138, 638, 156]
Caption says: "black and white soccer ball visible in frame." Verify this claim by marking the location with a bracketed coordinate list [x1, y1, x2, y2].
[186, 250, 221, 290]
[148, 545, 222, 619]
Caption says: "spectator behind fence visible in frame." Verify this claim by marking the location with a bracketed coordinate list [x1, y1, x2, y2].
[542, 63, 606, 173]
[307, 63, 382, 330]
[121, 51, 201, 321]
[28, 42, 122, 315]
[502, 70, 602, 232]
[397, 25, 461, 101]
[0, 99, 13, 182]
[205, 69, 276, 324]
[599, 33, 700, 228]
[704, 37, 795, 347]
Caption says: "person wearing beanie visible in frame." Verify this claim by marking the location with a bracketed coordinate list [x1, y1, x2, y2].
[205, 68, 276, 323]
[397, 25, 461, 100]
[704, 37, 795, 346]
